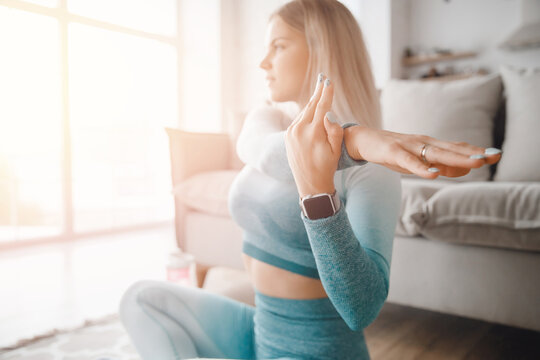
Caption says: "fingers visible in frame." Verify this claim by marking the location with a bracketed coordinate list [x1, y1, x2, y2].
[312, 78, 334, 125]
[482, 148, 503, 165]
[421, 144, 486, 169]
[293, 73, 335, 128]
[323, 111, 344, 155]
[428, 137, 485, 156]
[293, 73, 325, 127]
[425, 137, 502, 165]
[434, 165, 471, 177]
[396, 148, 440, 179]
[393, 140, 479, 179]
[413, 140, 501, 178]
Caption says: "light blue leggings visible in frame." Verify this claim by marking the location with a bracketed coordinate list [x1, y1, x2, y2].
[118, 279, 370, 359]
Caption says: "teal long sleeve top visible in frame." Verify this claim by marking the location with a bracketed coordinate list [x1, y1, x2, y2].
[228, 105, 402, 331]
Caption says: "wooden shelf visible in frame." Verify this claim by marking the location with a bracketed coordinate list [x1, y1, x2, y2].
[402, 52, 477, 67]
[419, 73, 480, 82]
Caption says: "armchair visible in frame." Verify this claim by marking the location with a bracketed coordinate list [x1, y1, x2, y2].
[165, 123, 247, 291]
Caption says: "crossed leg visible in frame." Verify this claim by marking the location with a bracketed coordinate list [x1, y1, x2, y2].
[118, 279, 255, 360]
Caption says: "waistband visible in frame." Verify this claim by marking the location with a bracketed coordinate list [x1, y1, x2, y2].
[253, 289, 368, 359]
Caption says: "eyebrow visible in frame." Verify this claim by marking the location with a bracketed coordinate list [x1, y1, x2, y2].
[266, 37, 290, 47]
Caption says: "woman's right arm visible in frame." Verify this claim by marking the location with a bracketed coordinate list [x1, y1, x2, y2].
[236, 106, 367, 182]
[342, 125, 502, 179]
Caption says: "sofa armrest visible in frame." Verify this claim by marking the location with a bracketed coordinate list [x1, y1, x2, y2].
[165, 127, 233, 187]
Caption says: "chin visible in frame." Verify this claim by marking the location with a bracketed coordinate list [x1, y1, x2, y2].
[269, 91, 293, 103]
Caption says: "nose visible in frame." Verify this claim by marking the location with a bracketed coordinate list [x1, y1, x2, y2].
[259, 51, 271, 71]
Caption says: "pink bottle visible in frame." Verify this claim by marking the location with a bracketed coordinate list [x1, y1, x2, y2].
[166, 250, 196, 286]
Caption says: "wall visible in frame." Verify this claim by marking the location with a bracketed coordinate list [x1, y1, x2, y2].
[404, 0, 540, 79]
[180, 0, 221, 132]
[220, 0, 290, 132]
[342, 0, 392, 89]
[222, 0, 288, 116]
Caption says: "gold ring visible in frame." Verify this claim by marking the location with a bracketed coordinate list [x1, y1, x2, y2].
[421, 144, 429, 164]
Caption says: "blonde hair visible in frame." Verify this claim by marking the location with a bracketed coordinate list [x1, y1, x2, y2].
[270, 0, 381, 129]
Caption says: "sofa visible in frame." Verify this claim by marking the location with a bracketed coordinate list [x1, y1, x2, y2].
[165, 67, 540, 332]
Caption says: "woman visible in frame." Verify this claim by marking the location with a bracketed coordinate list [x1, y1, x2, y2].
[119, 1, 501, 359]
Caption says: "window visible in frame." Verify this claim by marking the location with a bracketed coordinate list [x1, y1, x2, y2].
[0, 7, 63, 241]
[69, 23, 177, 232]
[0, 0, 185, 246]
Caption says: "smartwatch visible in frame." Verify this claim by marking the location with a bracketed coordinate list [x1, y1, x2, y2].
[299, 190, 341, 220]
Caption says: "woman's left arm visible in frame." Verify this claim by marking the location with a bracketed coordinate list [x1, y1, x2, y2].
[285, 74, 400, 331]
[301, 165, 401, 331]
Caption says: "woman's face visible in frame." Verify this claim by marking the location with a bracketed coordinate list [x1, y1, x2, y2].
[259, 16, 309, 104]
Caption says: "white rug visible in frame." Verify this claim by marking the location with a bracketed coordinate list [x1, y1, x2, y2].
[0, 268, 254, 360]
[0, 314, 140, 360]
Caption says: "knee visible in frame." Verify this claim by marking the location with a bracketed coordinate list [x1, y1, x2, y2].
[118, 280, 160, 321]
[119, 280, 198, 320]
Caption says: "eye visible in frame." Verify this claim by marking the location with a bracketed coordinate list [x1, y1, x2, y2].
[274, 44, 285, 50]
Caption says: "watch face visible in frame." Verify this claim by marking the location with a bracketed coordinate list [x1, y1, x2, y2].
[303, 195, 335, 219]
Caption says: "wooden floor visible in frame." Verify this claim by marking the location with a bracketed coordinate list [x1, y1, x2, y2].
[364, 302, 540, 360]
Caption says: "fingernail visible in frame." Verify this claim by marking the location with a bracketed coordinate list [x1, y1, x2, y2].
[317, 73, 324, 83]
[428, 167, 440, 173]
[324, 78, 331, 87]
[469, 154, 486, 159]
[484, 147, 502, 155]
[326, 111, 338, 123]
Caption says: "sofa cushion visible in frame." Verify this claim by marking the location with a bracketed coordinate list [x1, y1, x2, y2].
[396, 178, 453, 237]
[415, 182, 540, 251]
[381, 74, 502, 182]
[172, 170, 239, 217]
[494, 66, 540, 181]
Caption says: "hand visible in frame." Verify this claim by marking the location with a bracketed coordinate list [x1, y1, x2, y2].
[345, 126, 502, 179]
[285, 74, 343, 197]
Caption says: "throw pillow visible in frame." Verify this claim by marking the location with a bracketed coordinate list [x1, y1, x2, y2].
[415, 182, 540, 252]
[395, 178, 453, 237]
[381, 74, 502, 181]
[494, 66, 540, 181]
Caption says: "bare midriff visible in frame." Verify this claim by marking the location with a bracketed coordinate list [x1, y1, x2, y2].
[242, 253, 328, 299]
